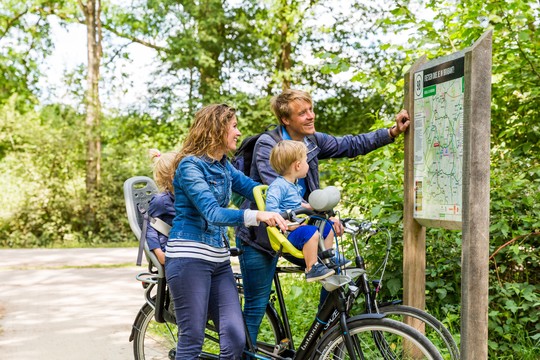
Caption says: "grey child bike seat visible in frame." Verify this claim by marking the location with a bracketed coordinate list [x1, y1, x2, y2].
[123, 176, 163, 275]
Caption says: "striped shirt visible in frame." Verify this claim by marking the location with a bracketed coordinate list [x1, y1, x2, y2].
[166, 239, 230, 263]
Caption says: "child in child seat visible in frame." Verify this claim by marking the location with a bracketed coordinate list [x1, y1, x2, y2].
[266, 140, 350, 282]
[146, 148, 177, 265]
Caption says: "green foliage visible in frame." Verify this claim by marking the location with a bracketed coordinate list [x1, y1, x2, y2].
[488, 158, 540, 357]
[0, 98, 86, 246]
[0, 97, 188, 247]
[0, 0, 538, 356]
[313, 88, 385, 136]
[0, 1, 53, 108]
[316, 0, 540, 356]
[488, 279, 540, 358]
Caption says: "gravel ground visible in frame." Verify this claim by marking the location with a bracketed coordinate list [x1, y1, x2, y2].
[0, 248, 145, 360]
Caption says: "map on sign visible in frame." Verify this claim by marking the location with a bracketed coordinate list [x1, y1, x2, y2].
[413, 57, 464, 224]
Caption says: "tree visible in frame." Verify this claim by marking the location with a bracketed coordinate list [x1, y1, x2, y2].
[0, 1, 57, 109]
[78, 0, 103, 226]
[104, 0, 248, 117]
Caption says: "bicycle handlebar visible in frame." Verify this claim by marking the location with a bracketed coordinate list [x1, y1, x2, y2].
[279, 207, 315, 225]
[342, 218, 379, 236]
[278, 206, 340, 223]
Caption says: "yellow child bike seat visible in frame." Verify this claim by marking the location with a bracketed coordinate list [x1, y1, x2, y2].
[252, 185, 304, 259]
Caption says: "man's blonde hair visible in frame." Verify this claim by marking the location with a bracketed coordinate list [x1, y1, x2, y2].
[269, 140, 307, 176]
[270, 89, 313, 125]
[149, 149, 178, 193]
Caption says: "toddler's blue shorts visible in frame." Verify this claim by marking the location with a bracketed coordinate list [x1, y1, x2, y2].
[287, 221, 333, 250]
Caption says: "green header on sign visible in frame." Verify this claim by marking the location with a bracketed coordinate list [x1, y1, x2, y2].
[423, 85, 436, 97]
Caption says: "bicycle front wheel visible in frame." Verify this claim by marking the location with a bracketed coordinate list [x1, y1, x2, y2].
[312, 317, 443, 360]
[380, 304, 459, 360]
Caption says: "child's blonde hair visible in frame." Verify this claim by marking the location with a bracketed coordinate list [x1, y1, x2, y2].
[149, 149, 177, 193]
[269, 140, 307, 176]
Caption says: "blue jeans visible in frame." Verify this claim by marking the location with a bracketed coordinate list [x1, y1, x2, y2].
[165, 257, 245, 360]
[237, 239, 279, 346]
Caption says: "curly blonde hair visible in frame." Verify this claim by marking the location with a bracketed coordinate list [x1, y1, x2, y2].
[174, 104, 237, 170]
[149, 149, 177, 193]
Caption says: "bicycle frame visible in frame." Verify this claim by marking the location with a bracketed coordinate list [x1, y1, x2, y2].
[259, 264, 386, 360]
[344, 223, 401, 313]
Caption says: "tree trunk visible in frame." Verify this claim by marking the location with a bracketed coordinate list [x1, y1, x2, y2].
[280, 19, 291, 91]
[273, 0, 293, 91]
[79, 0, 102, 227]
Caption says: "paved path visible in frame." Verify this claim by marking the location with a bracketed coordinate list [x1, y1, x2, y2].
[0, 248, 144, 360]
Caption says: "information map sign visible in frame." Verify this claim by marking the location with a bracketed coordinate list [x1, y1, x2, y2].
[413, 56, 464, 228]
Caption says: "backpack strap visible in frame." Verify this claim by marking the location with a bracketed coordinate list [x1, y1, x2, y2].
[267, 126, 281, 143]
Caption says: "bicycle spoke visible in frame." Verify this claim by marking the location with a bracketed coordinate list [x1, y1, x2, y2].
[314, 318, 442, 360]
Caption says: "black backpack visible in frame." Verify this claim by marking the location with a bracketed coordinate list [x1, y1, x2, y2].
[231, 124, 280, 177]
[229, 124, 280, 208]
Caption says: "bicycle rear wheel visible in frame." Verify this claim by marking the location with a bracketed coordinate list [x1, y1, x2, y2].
[132, 303, 178, 360]
[132, 302, 283, 359]
[312, 317, 443, 360]
[379, 304, 459, 360]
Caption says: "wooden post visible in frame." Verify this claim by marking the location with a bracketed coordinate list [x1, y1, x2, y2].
[403, 55, 427, 321]
[461, 30, 492, 360]
[402, 30, 492, 359]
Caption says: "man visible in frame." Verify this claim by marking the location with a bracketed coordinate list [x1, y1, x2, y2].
[236, 89, 410, 346]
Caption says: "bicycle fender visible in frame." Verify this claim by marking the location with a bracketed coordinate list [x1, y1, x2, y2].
[129, 303, 150, 342]
[344, 313, 386, 321]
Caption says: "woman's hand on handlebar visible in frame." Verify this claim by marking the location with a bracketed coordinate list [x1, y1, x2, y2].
[257, 211, 288, 232]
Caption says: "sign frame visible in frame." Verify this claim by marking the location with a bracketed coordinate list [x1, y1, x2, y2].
[403, 30, 492, 360]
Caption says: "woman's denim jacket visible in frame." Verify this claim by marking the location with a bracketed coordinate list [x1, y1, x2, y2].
[169, 155, 259, 248]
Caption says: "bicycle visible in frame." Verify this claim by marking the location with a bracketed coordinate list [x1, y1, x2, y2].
[125, 178, 443, 359]
[339, 218, 460, 360]
[252, 183, 458, 359]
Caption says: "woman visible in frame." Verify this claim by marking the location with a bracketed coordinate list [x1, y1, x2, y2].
[165, 104, 287, 359]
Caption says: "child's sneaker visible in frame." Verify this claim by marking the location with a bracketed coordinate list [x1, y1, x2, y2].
[305, 263, 334, 282]
[330, 253, 352, 268]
